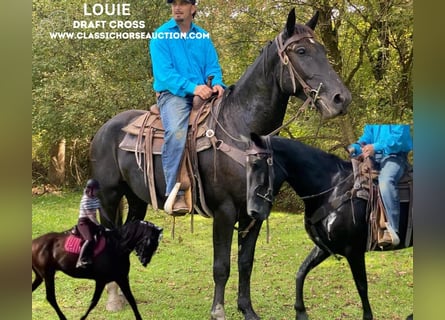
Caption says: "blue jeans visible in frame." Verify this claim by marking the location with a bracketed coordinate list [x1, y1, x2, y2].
[377, 154, 408, 234]
[157, 92, 193, 196]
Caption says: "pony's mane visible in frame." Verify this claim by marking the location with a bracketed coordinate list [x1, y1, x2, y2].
[115, 221, 153, 250]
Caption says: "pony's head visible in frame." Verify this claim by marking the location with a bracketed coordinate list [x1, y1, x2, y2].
[135, 221, 163, 267]
[121, 220, 163, 267]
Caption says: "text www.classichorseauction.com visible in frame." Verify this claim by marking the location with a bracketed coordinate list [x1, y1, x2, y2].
[49, 3, 211, 40]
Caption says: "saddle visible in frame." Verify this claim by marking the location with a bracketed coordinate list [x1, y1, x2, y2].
[118, 95, 222, 217]
[351, 157, 413, 250]
[64, 226, 106, 255]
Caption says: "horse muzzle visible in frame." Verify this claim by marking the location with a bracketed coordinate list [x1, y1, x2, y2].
[247, 203, 272, 221]
[315, 89, 351, 119]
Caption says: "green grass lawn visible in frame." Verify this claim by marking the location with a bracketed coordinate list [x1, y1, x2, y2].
[32, 192, 413, 319]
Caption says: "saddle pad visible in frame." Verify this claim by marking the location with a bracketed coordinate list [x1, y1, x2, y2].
[64, 235, 106, 256]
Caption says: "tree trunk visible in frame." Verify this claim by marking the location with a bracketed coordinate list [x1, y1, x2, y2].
[339, 114, 357, 145]
[48, 139, 66, 186]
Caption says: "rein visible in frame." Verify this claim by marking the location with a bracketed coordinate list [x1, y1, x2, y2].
[299, 172, 354, 200]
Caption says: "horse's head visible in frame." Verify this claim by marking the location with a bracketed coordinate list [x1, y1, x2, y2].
[276, 9, 351, 119]
[122, 220, 163, 267]
[245, 133, 275, 221]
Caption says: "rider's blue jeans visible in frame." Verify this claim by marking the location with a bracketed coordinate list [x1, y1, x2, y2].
[157, 92, 193, 196]
[377, 154, 408, 234]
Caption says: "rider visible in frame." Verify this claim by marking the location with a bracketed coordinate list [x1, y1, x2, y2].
[149, 0, 225, 215]
[348, 124, 413, 247]
[76, 179, 105, 268]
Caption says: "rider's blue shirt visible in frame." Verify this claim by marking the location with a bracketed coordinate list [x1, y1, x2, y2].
[349, 124, 413, 157]
[149, 18, 225, 97]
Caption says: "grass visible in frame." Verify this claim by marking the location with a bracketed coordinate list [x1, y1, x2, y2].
[32, 191, 413, 319]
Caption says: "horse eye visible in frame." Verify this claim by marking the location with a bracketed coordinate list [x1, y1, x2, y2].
[296, 47, 306, 55]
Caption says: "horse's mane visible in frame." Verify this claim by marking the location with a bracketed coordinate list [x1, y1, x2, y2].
[294, 24, 315, 37]
[274, 136, 351, 173]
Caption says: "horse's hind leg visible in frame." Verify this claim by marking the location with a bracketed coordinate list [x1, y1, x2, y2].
[32, 270, 43, 292]
[80, 281, 106, 320]
[346, 252, 373, 320]
[115, 278, 142, 320]
[99, 187, 124, 228]
[44, 272, 67, 320]
[295, 245, 330, 320]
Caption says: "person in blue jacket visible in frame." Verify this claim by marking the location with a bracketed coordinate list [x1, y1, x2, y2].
[149, 0, 225, 215]
[348, 124, 413, 247]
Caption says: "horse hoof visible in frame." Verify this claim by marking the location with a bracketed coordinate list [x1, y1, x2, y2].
[296, 312, 309, 320]
[210, 303, 226, 320]
[106, 297, 125, 311]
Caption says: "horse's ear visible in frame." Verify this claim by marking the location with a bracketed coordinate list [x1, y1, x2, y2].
[306, 11, 319, 31]
[285, 8, 296, 37]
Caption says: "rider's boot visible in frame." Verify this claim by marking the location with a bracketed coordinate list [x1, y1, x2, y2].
[76, 240, 94, 268]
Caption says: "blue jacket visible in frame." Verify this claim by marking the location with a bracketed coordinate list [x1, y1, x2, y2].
[349, 124, 413, 157]
[149, 18, 225, 97]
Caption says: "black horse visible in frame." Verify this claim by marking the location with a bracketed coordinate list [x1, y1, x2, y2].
[245, 133, 413, 320]
[32, 220, 163, 320]
[90, 9, 351, 320]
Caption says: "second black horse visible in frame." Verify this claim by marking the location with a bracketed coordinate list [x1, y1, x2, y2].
[245, 133, 413, 320]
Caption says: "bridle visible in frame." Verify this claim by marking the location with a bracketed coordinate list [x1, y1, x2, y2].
[275, 31, 323, 104]
[246, 136, 275, 204]
[266, 31, 323, 136]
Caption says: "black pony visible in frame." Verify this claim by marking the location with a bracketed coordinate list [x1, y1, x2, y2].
[32, 220, 163, 320]
[245, 133, 412, 320]
[90, 9, 351, 320]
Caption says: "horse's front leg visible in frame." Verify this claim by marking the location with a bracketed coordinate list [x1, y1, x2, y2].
[81, 280, 106, 320]
[237, 217, 263, 320]
[346, 252, 373, 320]
[115, 277, 142, 320]
[295, 245, 330, 320]
[210, 212, 236, 320]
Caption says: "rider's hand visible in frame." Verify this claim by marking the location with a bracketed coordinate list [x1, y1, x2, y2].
[212, 85, 225, 98]
[361, 144, 375, 158]
[194, 85, 213, 100]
